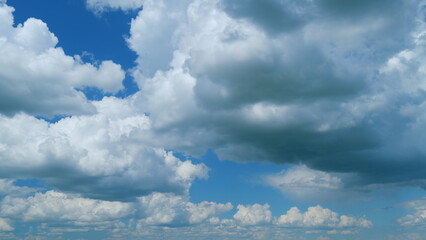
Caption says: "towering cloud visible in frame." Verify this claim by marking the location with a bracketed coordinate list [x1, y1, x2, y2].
[121, 0, 426, 190]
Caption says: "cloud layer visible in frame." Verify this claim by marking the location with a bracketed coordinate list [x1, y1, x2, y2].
[0, 180, 371, 231]
[0, 189, 234, 231]
[276, 205, 372, 228]
[137, 192, 233, 226]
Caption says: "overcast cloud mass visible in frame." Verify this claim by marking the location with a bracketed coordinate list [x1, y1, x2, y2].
[1, 0, 426, 239]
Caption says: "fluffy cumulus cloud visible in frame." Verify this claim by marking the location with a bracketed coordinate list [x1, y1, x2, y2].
[218, 203, 371, 229]
[0, 191, 133, 224]
[137, 192, 233, 226]
[276, 205, 372, 228]
[233, 204, 272, 226]
[0, 189, 232, 228]
[0, 1, 125, 117]
[0, 97, 208, 201]
[127, 0, 193, 77]
[121, 0, 426, 191]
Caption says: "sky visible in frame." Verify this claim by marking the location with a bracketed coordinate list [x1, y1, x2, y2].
[1, 0, 426, 239]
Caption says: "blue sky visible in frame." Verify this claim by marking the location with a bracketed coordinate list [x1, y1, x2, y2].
[1, 0, 426, 239]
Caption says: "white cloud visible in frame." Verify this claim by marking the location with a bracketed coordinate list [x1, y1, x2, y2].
[266, 166, 343, 191]
[127, 0, 192, 77]
[0, 179, 35, 197]
[0, 188, 232, 228]
[137, 192, 232, 226]
[216, 203, 371, 231]
[276, 205, 372, 228]
[86, 0, 144, 12]
[0, 2, 125, 116]
[398, 198, 426, 226]
[0, 191, 133, 224]
[0, 218, 13, 232]
[13, 18, 58, 54]
[233, 204, 272, 226]
[0, 97, 208, 201]
[264, 165, 356, 201]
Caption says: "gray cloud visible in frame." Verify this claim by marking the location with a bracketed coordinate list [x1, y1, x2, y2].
[126, 0, 426, 190]
[220, 0, 307, 34]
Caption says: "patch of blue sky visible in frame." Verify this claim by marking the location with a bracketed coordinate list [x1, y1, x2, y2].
[186, 149, 296, 216]
[13, 178, 49, 190]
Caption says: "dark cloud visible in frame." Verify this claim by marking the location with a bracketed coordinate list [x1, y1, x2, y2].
[220, 0, 306, 34]
[129, 0, 426, 190]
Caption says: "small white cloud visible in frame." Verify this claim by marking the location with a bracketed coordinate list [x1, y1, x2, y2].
[276, 205, 372, 228]
[137, 192, 232, 226]
[233, 204, 272, 226]
[398, 198, 426, 226]
[265, 165, 349, 201]
[0, 218, 13, 231]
